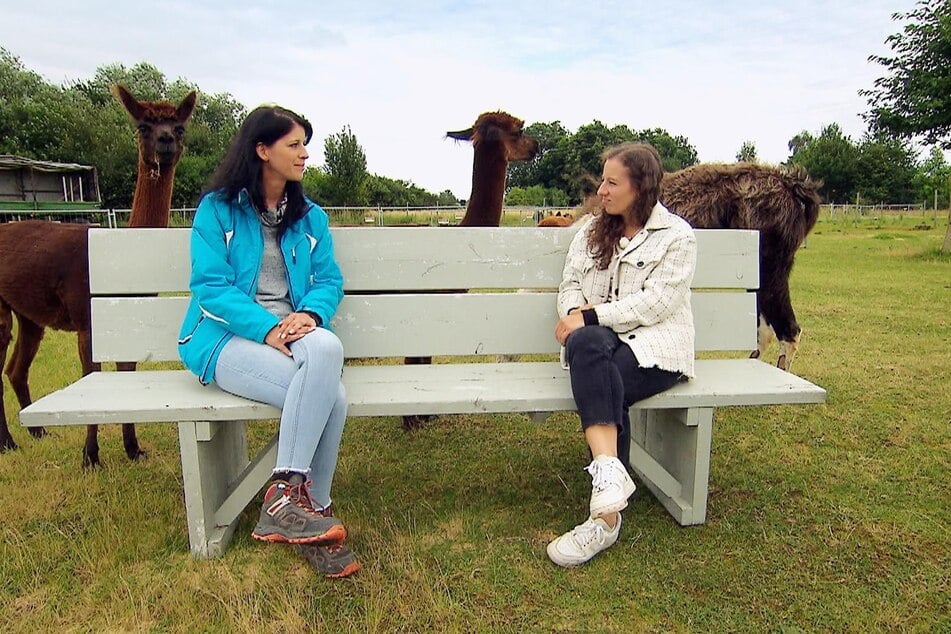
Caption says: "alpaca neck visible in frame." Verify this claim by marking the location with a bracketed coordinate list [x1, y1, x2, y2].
[128, 159, 176, 228]
[460, 149, 507, 227]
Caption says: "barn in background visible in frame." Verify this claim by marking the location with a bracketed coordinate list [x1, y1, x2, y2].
[0, 155, 100, 219]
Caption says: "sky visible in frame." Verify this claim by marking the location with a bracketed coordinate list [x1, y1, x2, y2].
[0, 0, 920, 199]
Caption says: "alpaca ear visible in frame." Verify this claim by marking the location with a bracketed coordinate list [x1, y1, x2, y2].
[112, 84, 146, 120]
[177, 91, 198, 122]
[446, 127, 473, 141]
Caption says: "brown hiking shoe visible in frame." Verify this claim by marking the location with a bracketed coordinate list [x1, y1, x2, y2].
[294, 503, 361, 579]
[251, 476, 346, 545]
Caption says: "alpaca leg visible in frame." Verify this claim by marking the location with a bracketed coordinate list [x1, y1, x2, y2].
[777, 331, 802, 373]
[749, 314, 776, 361]
[0, 303, 16, 451]
[758, 283, 801, 372]
[77, 328, 103, 468]
[7, 316, 47, 439]
[116, 361, 146, 461]
[82, 424, 100, 469]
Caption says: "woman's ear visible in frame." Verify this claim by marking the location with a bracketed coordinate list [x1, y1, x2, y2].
[255, 142, 269, 162]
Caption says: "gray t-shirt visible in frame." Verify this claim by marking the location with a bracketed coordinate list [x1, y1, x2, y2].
[255, 222, 294, 319]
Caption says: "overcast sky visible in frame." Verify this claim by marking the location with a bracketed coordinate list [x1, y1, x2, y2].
[1, 0, 918, 199]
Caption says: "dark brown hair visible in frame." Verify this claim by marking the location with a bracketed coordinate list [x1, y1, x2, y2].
[589, 143, 664, 269]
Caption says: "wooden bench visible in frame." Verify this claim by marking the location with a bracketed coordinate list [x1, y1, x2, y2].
[19, 226, 826, 558]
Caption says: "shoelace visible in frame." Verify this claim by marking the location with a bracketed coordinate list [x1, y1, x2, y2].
[286, 479, 320, 514]
[584, 460, 614, 492]
[570, 519, 606, 548]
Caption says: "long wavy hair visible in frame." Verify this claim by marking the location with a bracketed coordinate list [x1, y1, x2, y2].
[589, 143, 664, 269]
[204, 105, 314, 235]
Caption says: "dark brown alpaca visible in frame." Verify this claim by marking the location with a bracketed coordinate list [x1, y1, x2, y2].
[447, 112, 540, 226]
[660, 162, 821, 370]
[397, 113, 540, 430]
[0, 85, 196, 465]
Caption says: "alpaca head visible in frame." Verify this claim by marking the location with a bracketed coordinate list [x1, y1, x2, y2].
[112, 85, 197, 176]
[446, 112, 539, 162]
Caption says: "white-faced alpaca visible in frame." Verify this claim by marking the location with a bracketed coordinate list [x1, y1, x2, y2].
[0, 85, 196, 466]
[660, 163, 821, 371]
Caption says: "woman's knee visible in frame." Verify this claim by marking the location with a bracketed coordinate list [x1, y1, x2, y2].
[566, 326, 617, 361]
[292, 328, 344, 367]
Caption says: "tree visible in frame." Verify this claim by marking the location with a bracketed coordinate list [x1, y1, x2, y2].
[863, 0, 951, 148]
[912, 146, 951, 207]
[507, 121, 570, 190]
[322, 126, 368, 206]
[787, 124, 860, 203]
[505, 185, 569, 207]
[736, 140, 758, 162]
[632, 128, 698, 172]
[507, 119, 698, 204]
[855, 134, 918, 204]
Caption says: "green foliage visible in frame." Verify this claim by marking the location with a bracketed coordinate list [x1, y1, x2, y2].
[505, 184, 569, 206]
[863, 0, 951, 148]
[363, 173, 455, 207]
[0, 51, 244, 208]
[788, 124, 860, 203]
[855, 134, 918, 204]
[736, 140, 758, 162]
[912, 146, 951, 206]
[507, 119, 698, 204]
[321, 125, 368, 206]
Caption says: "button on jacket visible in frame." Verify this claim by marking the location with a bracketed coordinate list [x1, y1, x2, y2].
[557, 202, 697, 377]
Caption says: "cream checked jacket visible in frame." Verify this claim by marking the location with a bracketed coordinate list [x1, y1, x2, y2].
[557, 202, 697, 377]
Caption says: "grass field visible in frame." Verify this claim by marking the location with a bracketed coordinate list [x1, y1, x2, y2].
[1, 215, 948, 632]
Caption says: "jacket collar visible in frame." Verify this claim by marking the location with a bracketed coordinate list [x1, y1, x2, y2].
[644, 201, 674, 231]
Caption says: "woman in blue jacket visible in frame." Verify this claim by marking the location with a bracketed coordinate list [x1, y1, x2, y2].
[178, 105, 359, 578]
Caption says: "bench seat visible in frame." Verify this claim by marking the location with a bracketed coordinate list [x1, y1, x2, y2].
[21, 359, 824, 425]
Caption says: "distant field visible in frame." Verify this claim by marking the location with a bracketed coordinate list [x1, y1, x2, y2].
[0, 219, 948, 632]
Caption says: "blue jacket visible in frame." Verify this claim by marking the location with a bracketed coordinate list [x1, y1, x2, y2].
[178, 190, 344, 384]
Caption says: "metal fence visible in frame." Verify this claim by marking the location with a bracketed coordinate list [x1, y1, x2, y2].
[0, 206, 583, 227]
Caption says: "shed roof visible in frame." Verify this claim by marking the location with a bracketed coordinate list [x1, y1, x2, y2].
[0, 154, 96, 173]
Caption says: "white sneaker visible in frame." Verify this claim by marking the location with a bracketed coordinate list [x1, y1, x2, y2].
[586, 455, 636, 517]
[546, 515, 621, 567]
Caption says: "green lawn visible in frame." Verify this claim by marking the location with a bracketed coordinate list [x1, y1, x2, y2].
[1, 216, 948, 632]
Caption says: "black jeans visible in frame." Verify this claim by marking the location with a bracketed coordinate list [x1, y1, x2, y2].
[565, 325, 683, 468]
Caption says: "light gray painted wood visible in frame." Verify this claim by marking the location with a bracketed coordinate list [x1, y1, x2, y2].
[178, 420, 249, 557]
[87, 227, 759, 293]
[19, 359, 826, 427]
[631, 408, 714, 526]
[89, 291, 756, 362]
[23, 225, 822, 552]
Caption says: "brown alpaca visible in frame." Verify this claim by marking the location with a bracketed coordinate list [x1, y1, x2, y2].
[0, 85, 196, 465]
[537, 212, 575, 227]
[660, 162, 821, 371]
[397, 113, 540, 430]
[447, 112, 540, 226]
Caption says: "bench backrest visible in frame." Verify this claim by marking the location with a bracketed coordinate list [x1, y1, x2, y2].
[88, 226, 759, 363]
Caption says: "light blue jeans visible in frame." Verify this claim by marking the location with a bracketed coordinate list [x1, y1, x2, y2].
[214, 328, 348, 508]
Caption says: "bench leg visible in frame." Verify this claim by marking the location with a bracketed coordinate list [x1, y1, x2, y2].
[177, 421, 280, 558]
[629, 407, 714, 526]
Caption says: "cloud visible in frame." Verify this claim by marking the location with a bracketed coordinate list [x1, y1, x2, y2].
[1, 0, 920, 198]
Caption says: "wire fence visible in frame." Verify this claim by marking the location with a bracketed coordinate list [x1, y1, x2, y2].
[0, 206, 582, 227]
[2, 203, 946, 228]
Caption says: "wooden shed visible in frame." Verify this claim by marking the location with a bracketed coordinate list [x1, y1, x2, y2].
[0, 154, 101, 210]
